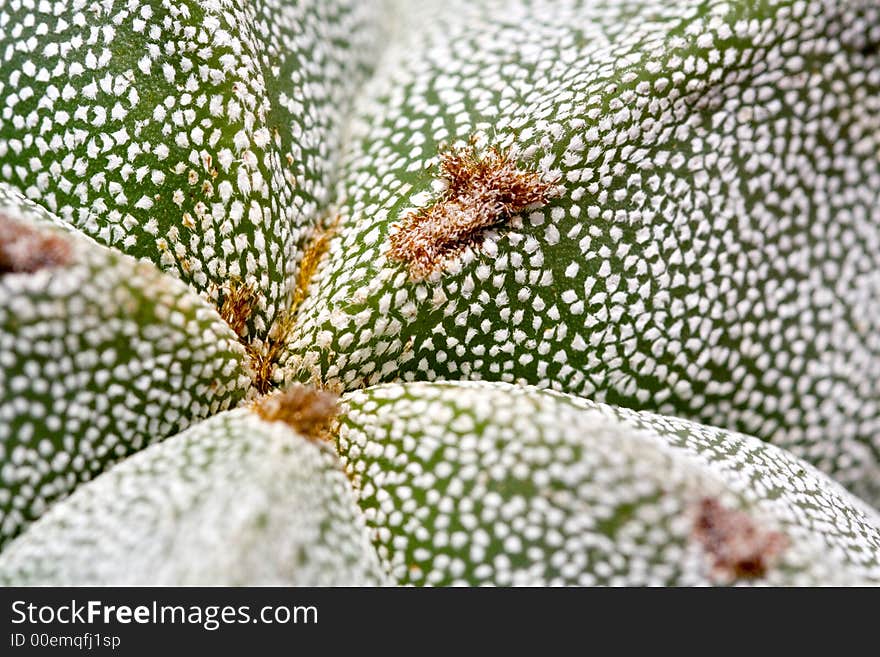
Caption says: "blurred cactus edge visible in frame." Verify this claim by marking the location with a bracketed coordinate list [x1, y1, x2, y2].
[1, 0, 880, 587]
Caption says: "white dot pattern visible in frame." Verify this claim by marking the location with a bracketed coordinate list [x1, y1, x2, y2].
[1, 0, 880, 587]
[282, 0, 880, 504]
[0, 409, 387, 585]
[338, 381, 880, 586]
[0, 0, 386, 333]
[0, 185, 252, 548]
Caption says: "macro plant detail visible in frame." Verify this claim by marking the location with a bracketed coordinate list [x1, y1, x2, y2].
[1, 0, 880, 586]
[386, 142, 560, 280]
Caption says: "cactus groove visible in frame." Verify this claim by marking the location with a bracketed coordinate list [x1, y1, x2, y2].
[1, 0, 880, 586]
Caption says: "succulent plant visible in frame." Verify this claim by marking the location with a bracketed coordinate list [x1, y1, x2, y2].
[1, 0, 880, 586]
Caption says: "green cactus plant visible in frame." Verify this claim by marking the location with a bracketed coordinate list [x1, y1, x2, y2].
[1, 0, 880, 586]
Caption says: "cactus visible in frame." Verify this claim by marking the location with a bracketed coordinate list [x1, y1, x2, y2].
[0, 406, 387, 585]
[1, 0, 880, 586]
[0, 185, 251, 547]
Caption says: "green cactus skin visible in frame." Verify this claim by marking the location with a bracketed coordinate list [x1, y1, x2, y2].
[6, 380, 879, 586]
[0, 408, 388, 585]
[0, 0, 385, 334]
[280, 0, 880, 505]
[1, 0, 880, 587]
[0, 184, 251, 548]
[337, 381, 880, 586]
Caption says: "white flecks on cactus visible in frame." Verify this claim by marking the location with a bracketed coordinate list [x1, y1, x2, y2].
[280, 0, 880, 505]
[338, 381, 880, 586]
[0, 0, 387, 334]
[0, 186, 252, 548]
[0, 409, 388, 586]
[1, 0, 879, 589]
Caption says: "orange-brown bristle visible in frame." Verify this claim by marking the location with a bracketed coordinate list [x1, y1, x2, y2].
[292, 217, 339, 312]
[387, 143, 558, 280]
[251, 384, 340, 441]
[217, 279, 260, 340]
[221, 219, 338, 395]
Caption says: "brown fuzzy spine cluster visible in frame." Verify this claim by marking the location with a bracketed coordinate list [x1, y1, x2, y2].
[217, 279, 260, 340]
[0, 212, 72, 274]
[692, 497, 788, 581]
[387, 142, 558, 280]
[216, 219, 337, 394]
[251, 384, 339, 442]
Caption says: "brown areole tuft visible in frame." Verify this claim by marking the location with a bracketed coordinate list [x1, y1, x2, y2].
[0, 212, 73, 274]
[252, 384, 340, 441]
[215, 218, 339, 395]
[692, 497, 789, 582]
[246, 218, 339, 394]
[217, 279, 261, 340]
[387, 142, 558, 280]
[292, 216, 339, 311]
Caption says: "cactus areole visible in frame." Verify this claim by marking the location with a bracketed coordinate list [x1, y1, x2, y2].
[1, 0, 880, 587]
